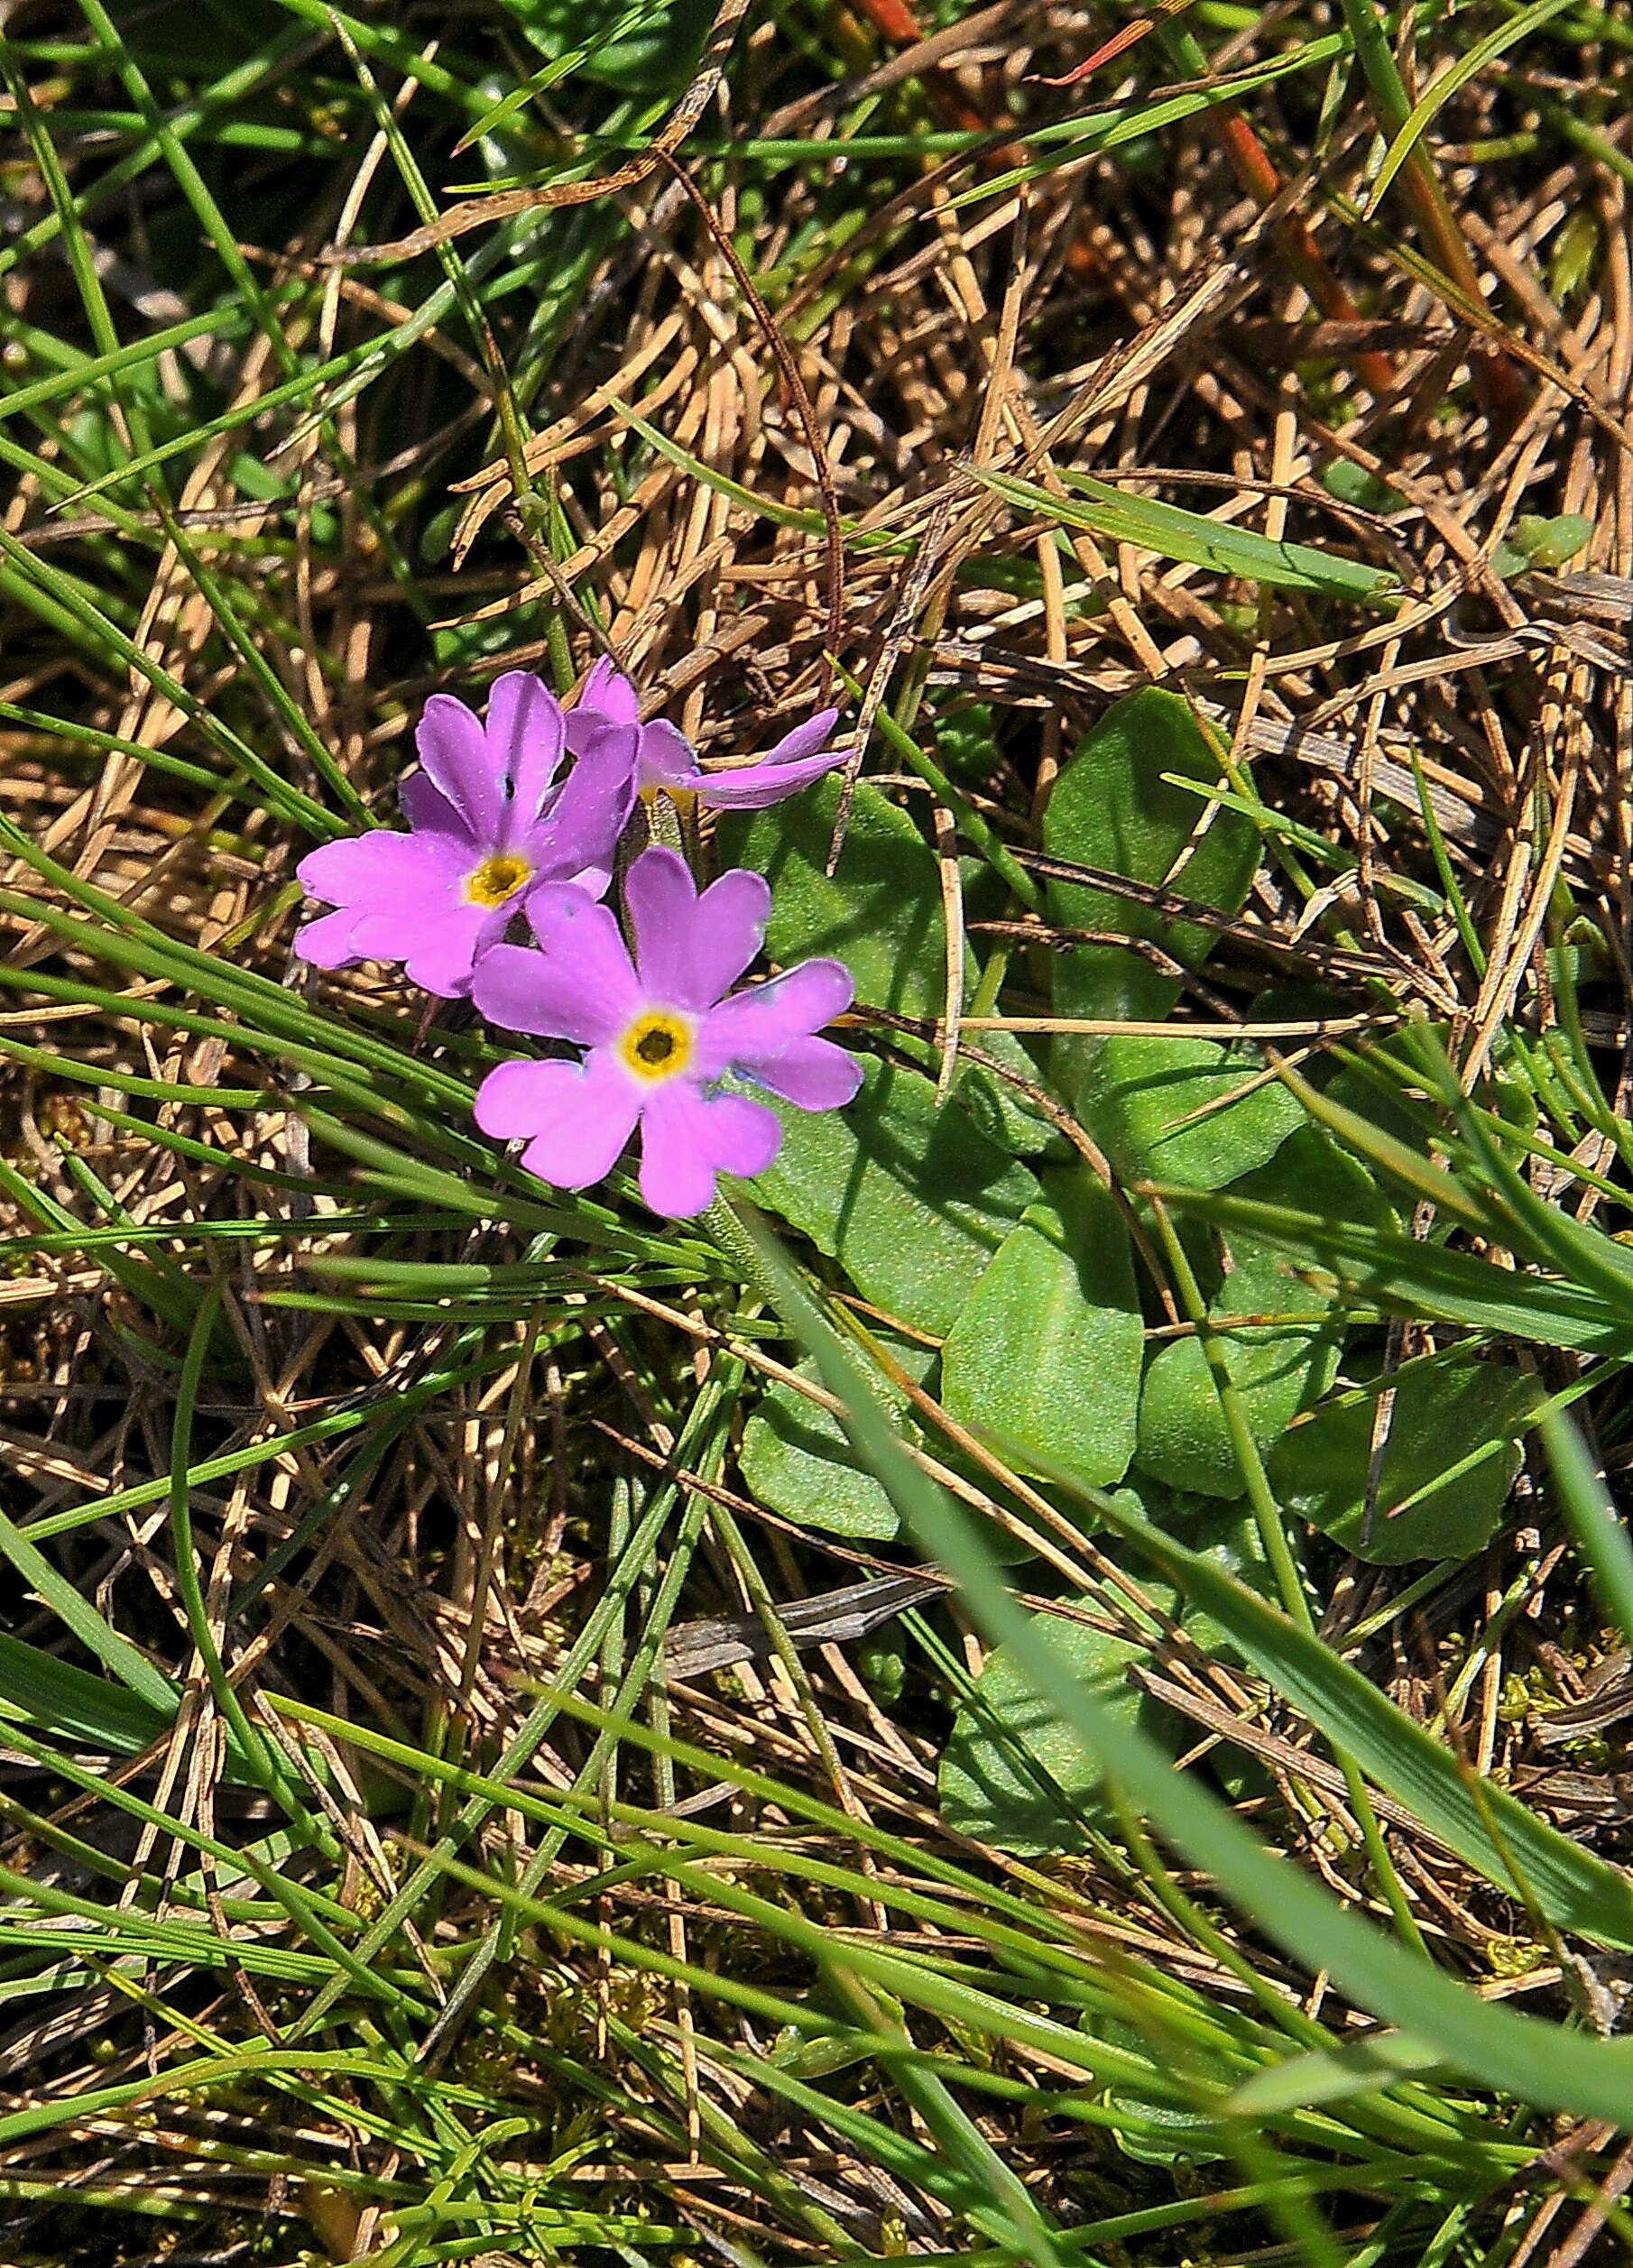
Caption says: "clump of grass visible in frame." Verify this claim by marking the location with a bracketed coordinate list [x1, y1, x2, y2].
[3, 0, 1633, 2263]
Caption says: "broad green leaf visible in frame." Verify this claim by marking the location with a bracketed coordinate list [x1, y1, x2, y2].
[951, 1022, 1059, 1159]
[1267, 1351, 1542, 1563]
[753, 1061, 1038, 1336]
[1073, 1030, 1304, 1190]
[1044, 689, 1259, 1026]
[941, 1174, 1143, 1484]
[740, 1341, 936, 1542]
[1135, 1128, 1379, 1498]
[1043, 688, 1259, 973]
[1137, 1244, 1338, 1498]
[938, 1495, 1270, 1854]
[936, 700, 1001, 787]
[720, 774, 946, 1022]
[938, 1587, 1184, 1856]
[512, 0, 712, 93]
[1097, 2015, 1234, 2165]
[723, 776, 1053, 1155]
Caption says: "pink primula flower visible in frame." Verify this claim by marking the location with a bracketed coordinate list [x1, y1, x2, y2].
[296, 672, 636, 999]
[472, 845, 861, 1216]
[567, 658, 846, 810]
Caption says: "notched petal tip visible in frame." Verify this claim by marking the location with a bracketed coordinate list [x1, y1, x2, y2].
[486, 670, 567, 827]
[628, 843, 696, 894]
[293, 905, 365, 969]
[416, 691, 507, 840]
[521, 878, 618, 947]
[751, 1034, 863, 1111]
[474, 1056, 551, 1139]
[798, 955, 856, 1015]
[475, 1051, 642, 1190]
[579, 656, 641, 724]
[293, 837, 355, 900]
[636, 1085, 782, 1217]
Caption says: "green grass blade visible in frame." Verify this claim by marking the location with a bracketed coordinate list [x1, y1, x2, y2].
[1021, 1451, 1633, 1952]
[1541, 1407, 1633, 1654]
[966, 466, 1402, 603]
[725, 1199, 1633, 2125]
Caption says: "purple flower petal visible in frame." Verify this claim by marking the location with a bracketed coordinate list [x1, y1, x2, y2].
[294, 905, 367, 969]
[297, 829, 468, 908]
[637, 1083, 781, 1216]
[579, 657, 641, 724]
[741, 1034, 863, 1111]
[406, 907, 498, 999]
[486, 671, 566, 837]
[623, 844, 697, 981]
[764, 706, 842, 766]
[475, 1053, 642, 1187]
[399, 772, 475, 845]
[473, 886, 641, 1042]
[634, 718, 700, 792]
[623, 848, 770, 1010]
[689, 744, 848, 809]
[417, 692, 506, 843]
[347, 899, 492, 999]
[697, 958, 855, 1079]
[521, 720, 638, 880]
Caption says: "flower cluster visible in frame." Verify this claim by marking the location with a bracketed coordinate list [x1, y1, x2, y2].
[297, 666, 861, 1216]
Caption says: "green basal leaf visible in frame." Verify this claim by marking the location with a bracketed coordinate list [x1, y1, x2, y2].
[1097, 2014, 1236, 2166]
[1267, 1350, 1543, 1564]
[937, 1495, 1270, 1855]
[938, 1579, 1185, 1857]
[722, 778, 946, 1023]
[740, 1338, 936, 1543]
[738, 1203, 1633, 2127]
[752, 1059, 1038, 1337]
[942, 1173, 1143, 1486]
[1038, 689, 1289, 1178]
[723, 773, 1052, 1155]
[512, 0, 715, 91]
[1043, 687, 1260, 1016]
[1073, 1029, 1305, 1191]
[1136, 1127, 1383, 1498]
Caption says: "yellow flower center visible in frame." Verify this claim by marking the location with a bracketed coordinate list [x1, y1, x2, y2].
[465, 853, 532, 908]
[619, 1010, 695, 1083]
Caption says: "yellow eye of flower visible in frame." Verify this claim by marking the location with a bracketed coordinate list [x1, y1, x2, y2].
[620, 1010, 694, 1083]
[466, 853, 531, 908]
